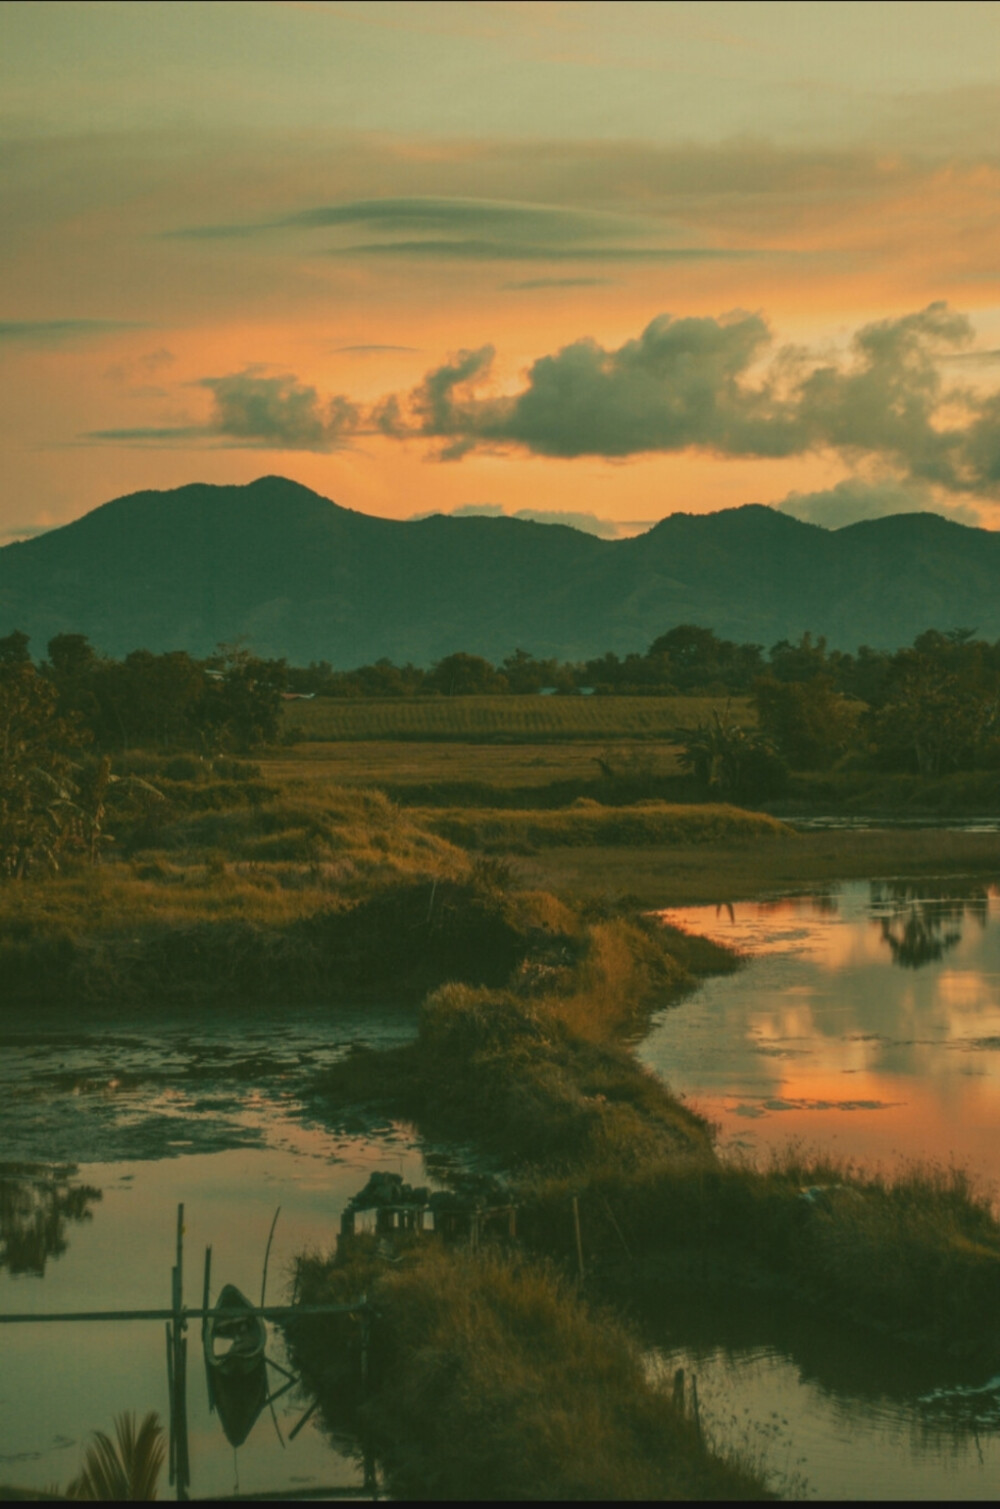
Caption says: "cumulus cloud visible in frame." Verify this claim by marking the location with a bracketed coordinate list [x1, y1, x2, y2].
[80, 304, 1000, 486]
[384, 302, 1000, 495]
[774, 477, 981, 530]
[201, 370, 360, 450]
[404, 313, 798, 460]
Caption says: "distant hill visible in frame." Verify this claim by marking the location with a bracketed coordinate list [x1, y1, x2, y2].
[1, 476, 998, 663]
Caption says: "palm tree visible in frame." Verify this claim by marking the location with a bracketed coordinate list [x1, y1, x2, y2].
[66, 1411, 165, 1501]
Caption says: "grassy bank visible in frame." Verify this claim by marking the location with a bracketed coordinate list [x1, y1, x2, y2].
[286, 1241, 769, 1502]
[519, 828, 1000, 906]
[423, 801, 788, 853]
[313, 900, 1000, 1365]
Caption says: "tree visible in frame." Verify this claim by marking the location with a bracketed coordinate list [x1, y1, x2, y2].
[753, 675, 861, 770]
[198, 645, 285, 752]
[425, 653, 506, 696]
[0, 629, 30, 665]
[679, 706, 788, 802]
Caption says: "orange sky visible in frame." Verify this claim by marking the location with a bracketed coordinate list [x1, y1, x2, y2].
[4, 2, 1000, 540]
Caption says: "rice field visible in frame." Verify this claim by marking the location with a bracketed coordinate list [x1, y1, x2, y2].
[282, 694, 750, 743]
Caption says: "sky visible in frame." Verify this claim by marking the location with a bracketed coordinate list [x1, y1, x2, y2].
[3, 0, 1000, 541]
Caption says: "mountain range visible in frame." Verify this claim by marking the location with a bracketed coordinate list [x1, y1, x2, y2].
[2, 476, 998, 664]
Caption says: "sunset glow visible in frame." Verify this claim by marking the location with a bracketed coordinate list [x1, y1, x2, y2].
[4, 0, 1000, 539]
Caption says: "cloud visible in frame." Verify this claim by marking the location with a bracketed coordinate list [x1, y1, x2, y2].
[326, 239, 754, 263]
[0, 320, 142, 345]
[409, 501, 624, 538]
[503, 277, 613, 290]
[173, 194, 759, 264]
[404, 312, 799, 460]
[387, 302, 1000, 494]
[201, 370, 360, 450]
[334, 343, 420, 354]
[79, 304, 1000, 484]
[0, 523, 50, 541]
[174, 196, 643, 245]
[774, 477, 982, 531]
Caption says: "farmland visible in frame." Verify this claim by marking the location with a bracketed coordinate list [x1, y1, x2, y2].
[282, 693, 752, 743]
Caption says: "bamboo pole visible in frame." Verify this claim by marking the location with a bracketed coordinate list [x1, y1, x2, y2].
[201, 1246, 212, 1342]
[176, 1330, 190, 1500]
[166, 1321, 176, 1488]
[0, 1303, 369, 1324]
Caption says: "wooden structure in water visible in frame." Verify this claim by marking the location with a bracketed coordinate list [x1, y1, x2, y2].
[0, 1202, 374, 1502]
[338, 1170, 517, 1251]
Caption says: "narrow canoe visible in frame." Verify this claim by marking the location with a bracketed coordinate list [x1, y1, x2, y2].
[204, 1283, 268, 1448]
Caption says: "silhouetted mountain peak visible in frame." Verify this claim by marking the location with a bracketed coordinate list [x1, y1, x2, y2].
[1, 476, 997, 662]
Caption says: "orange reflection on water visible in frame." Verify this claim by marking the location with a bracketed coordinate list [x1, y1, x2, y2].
[643, 881, 1000, 1188]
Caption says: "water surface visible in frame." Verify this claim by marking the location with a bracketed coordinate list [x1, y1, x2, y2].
[642, 879, 1000, 1182]
[638, 877, 1000, 1497]
[0, 1002, 448, 1499]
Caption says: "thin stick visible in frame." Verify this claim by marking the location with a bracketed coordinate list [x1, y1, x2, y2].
[571, 1195, 585, 1283]
[261, 1206, 281, 1309]
[288, 1397, 320, 1442]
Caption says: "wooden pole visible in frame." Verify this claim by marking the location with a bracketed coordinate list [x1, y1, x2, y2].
[0, 1302, 368, 1324]
[166, 1322, 176, 1488]
[571, 1196, 585, 1283]
[176, 1330, 190, 1500]
[201, 1247, 212, 1342]
[175, 1204, 184, 1318]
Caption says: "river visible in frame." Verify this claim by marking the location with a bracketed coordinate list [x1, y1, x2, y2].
[0, 1002, 449, 1500]
[639, 876, 1000, 1499]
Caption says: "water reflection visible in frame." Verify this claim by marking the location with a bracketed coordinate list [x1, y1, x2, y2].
[640, 880, 1000, 1183]
[0, 1163, 101, 1276]
[872, 881, 989, 971]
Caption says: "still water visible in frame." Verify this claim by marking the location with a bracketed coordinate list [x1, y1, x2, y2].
[0, 1004, 447, 1500]
[640, 877, 1000, 1499]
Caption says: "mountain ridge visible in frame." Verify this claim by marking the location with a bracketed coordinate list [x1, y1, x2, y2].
[2, 477, 997, 663]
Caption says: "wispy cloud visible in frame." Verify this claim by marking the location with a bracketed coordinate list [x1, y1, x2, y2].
[503, 277, 613, 290]
[0, 320, 143, 345]
[170, 194, 760, 264]
[334, 343, 420, 354]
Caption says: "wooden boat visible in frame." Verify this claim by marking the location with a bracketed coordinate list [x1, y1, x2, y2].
[204, 1283, 268, 1447]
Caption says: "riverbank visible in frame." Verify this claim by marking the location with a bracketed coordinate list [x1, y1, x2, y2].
[287, 1239, 770, 1502]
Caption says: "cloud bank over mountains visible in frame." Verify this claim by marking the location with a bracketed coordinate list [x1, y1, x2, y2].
[96, 303, 1000, 515]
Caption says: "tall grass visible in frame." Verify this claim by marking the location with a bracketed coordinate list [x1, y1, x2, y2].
[424, 801, 789, 853]
[288, 1242, 769, 1501]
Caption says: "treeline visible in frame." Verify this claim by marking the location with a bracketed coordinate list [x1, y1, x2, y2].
[286, 624, 991, 705]
[0, 629, 283, 754]
[3, 622, 1000, 785]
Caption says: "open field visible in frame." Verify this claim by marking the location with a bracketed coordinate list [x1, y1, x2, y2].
[517, 829, 1000, 907]
[265, 738, 685, 788]
[282, 694, 750, 743]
